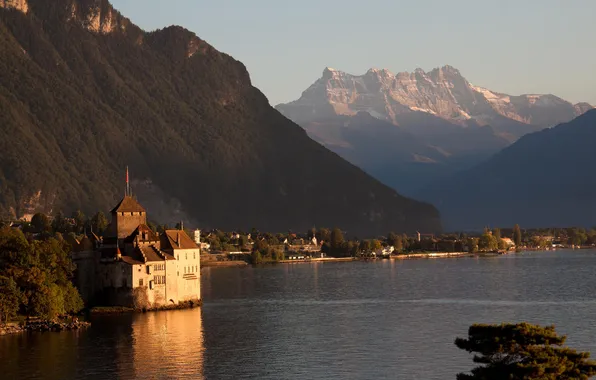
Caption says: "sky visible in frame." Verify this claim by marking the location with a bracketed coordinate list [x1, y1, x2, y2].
[110, 0, 596, 106]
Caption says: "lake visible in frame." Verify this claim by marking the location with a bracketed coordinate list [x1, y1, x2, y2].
[2, 250, 596, 379]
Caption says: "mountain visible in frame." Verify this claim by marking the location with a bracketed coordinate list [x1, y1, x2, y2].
[276, 66, 592, 195]
[0, 0, 441, 235]
[418, 109, 596, 230]
[278, 66, 590, 135]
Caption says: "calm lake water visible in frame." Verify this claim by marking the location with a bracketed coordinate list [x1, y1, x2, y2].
[2, 250, 596, 379]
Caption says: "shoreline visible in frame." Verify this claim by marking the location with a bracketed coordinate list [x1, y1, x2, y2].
[0, 319, 90, 336]
[89, 299, 203, 315]
[392, 252, 473, 260]
[201, 260, 248, 268]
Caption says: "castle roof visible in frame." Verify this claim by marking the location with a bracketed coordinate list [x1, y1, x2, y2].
[110, 196, 146, 214]
[161, 230, 199, 250]
[135, 245, 163, 263]
[124, 224, 159, 243]
[120, 256, 143, 265]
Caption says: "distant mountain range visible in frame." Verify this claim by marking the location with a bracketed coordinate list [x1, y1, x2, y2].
[0, 0, 441, 235]
[277, 66, 593, 195]
[418, 109, 596, 230]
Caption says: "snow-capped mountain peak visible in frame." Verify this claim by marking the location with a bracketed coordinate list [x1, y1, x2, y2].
[278, 65, 593, 131]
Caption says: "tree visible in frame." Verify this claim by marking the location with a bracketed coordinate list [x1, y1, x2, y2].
[387, 232, 398, 247]
[371, 239, 382, 251]
[402, 234, 410, 250]
[467, 238, 479, 253]
[0, 276, 21, 324]
[91, 212, 109, 235]
[251, 250, 263, 264]
[238, 235, 248, 249]
[71, 210, 86, 234]
[455, 323, 596, 379]
[52, 211, 70, 234]
[31, 283, 64, 320]
[479, 232, 498, 251]
[62, 282, 84, 315]
[30, 213, 51, 233]
[0, 227, 83, 320]
[330, 228, 344, 249]
[254, 238, 269, 253]
[513, 224, 522, 247]
[316, 228, 331, 244]
[392, 235, 404, 251]
[359, 240, 371, 253]
[493, 228, 506, 250]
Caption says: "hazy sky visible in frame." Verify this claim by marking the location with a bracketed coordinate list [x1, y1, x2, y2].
[110, 0, 596, 106]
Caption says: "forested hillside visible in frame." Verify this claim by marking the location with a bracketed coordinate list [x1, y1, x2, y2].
[0, 0, 441, 235]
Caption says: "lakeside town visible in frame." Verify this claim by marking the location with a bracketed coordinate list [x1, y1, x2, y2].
[2, 188, 596, 335]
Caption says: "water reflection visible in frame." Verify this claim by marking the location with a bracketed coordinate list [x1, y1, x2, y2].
[0, 308, 204, 380]
[4, 250, 596, 379]
[130, 309, 205, 379]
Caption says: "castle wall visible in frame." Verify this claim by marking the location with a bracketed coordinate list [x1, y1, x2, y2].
[114, 211, 147, 238]
[97, 261, 134, 306]
[174, 247, 201, 302]
[165, 261, 179, 304]
[71, 250, 100, 304]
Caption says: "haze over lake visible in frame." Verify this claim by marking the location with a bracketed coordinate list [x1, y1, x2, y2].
[2, 250, 596, 379]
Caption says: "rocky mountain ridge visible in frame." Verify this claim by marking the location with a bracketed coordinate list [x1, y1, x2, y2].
[278, 65, 592, 136]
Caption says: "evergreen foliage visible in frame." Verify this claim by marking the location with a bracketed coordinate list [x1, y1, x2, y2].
[456, 323, 596, 379]
[513, 224, 523, 247]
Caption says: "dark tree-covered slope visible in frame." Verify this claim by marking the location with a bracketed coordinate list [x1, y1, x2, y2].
[0, 0, 441, 235]
[419, 110, 596, 230]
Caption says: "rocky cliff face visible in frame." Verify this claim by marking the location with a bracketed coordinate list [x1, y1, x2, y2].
[278, 66, 592, 136]
[0, 0, 28, 13]
[0, 0, 441, 235]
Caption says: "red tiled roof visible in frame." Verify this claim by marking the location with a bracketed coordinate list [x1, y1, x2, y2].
[124, 224, 159, 243]
[132, 244, 168, 263]
[121, 256, 143, 265]
[161, 230, 199, 250]
[110, 196, 146, 213]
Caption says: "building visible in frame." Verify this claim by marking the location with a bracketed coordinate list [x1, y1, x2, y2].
[501, 237, 516, 249]
[72, 195, 201, 308]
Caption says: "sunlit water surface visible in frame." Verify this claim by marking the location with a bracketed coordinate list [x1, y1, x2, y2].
[2, 250, 596, 379]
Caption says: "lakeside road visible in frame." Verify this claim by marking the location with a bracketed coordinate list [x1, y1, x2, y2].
[201, 260, 249, 268]
[392, 252, 472, 260]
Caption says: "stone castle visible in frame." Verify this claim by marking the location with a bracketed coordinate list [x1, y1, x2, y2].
[72, 195, 201, 308]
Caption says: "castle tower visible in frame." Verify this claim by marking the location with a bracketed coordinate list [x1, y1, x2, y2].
[109, 167, 147, 239]
[110, 196, 147, 239]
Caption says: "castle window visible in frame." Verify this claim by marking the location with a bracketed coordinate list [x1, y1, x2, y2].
[121, 212, 125, 216]
[131, 212, 134, 216]
[185, 253, 188, 260]
[139, 279, 143, 287]
[193, 252, 196, 259]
